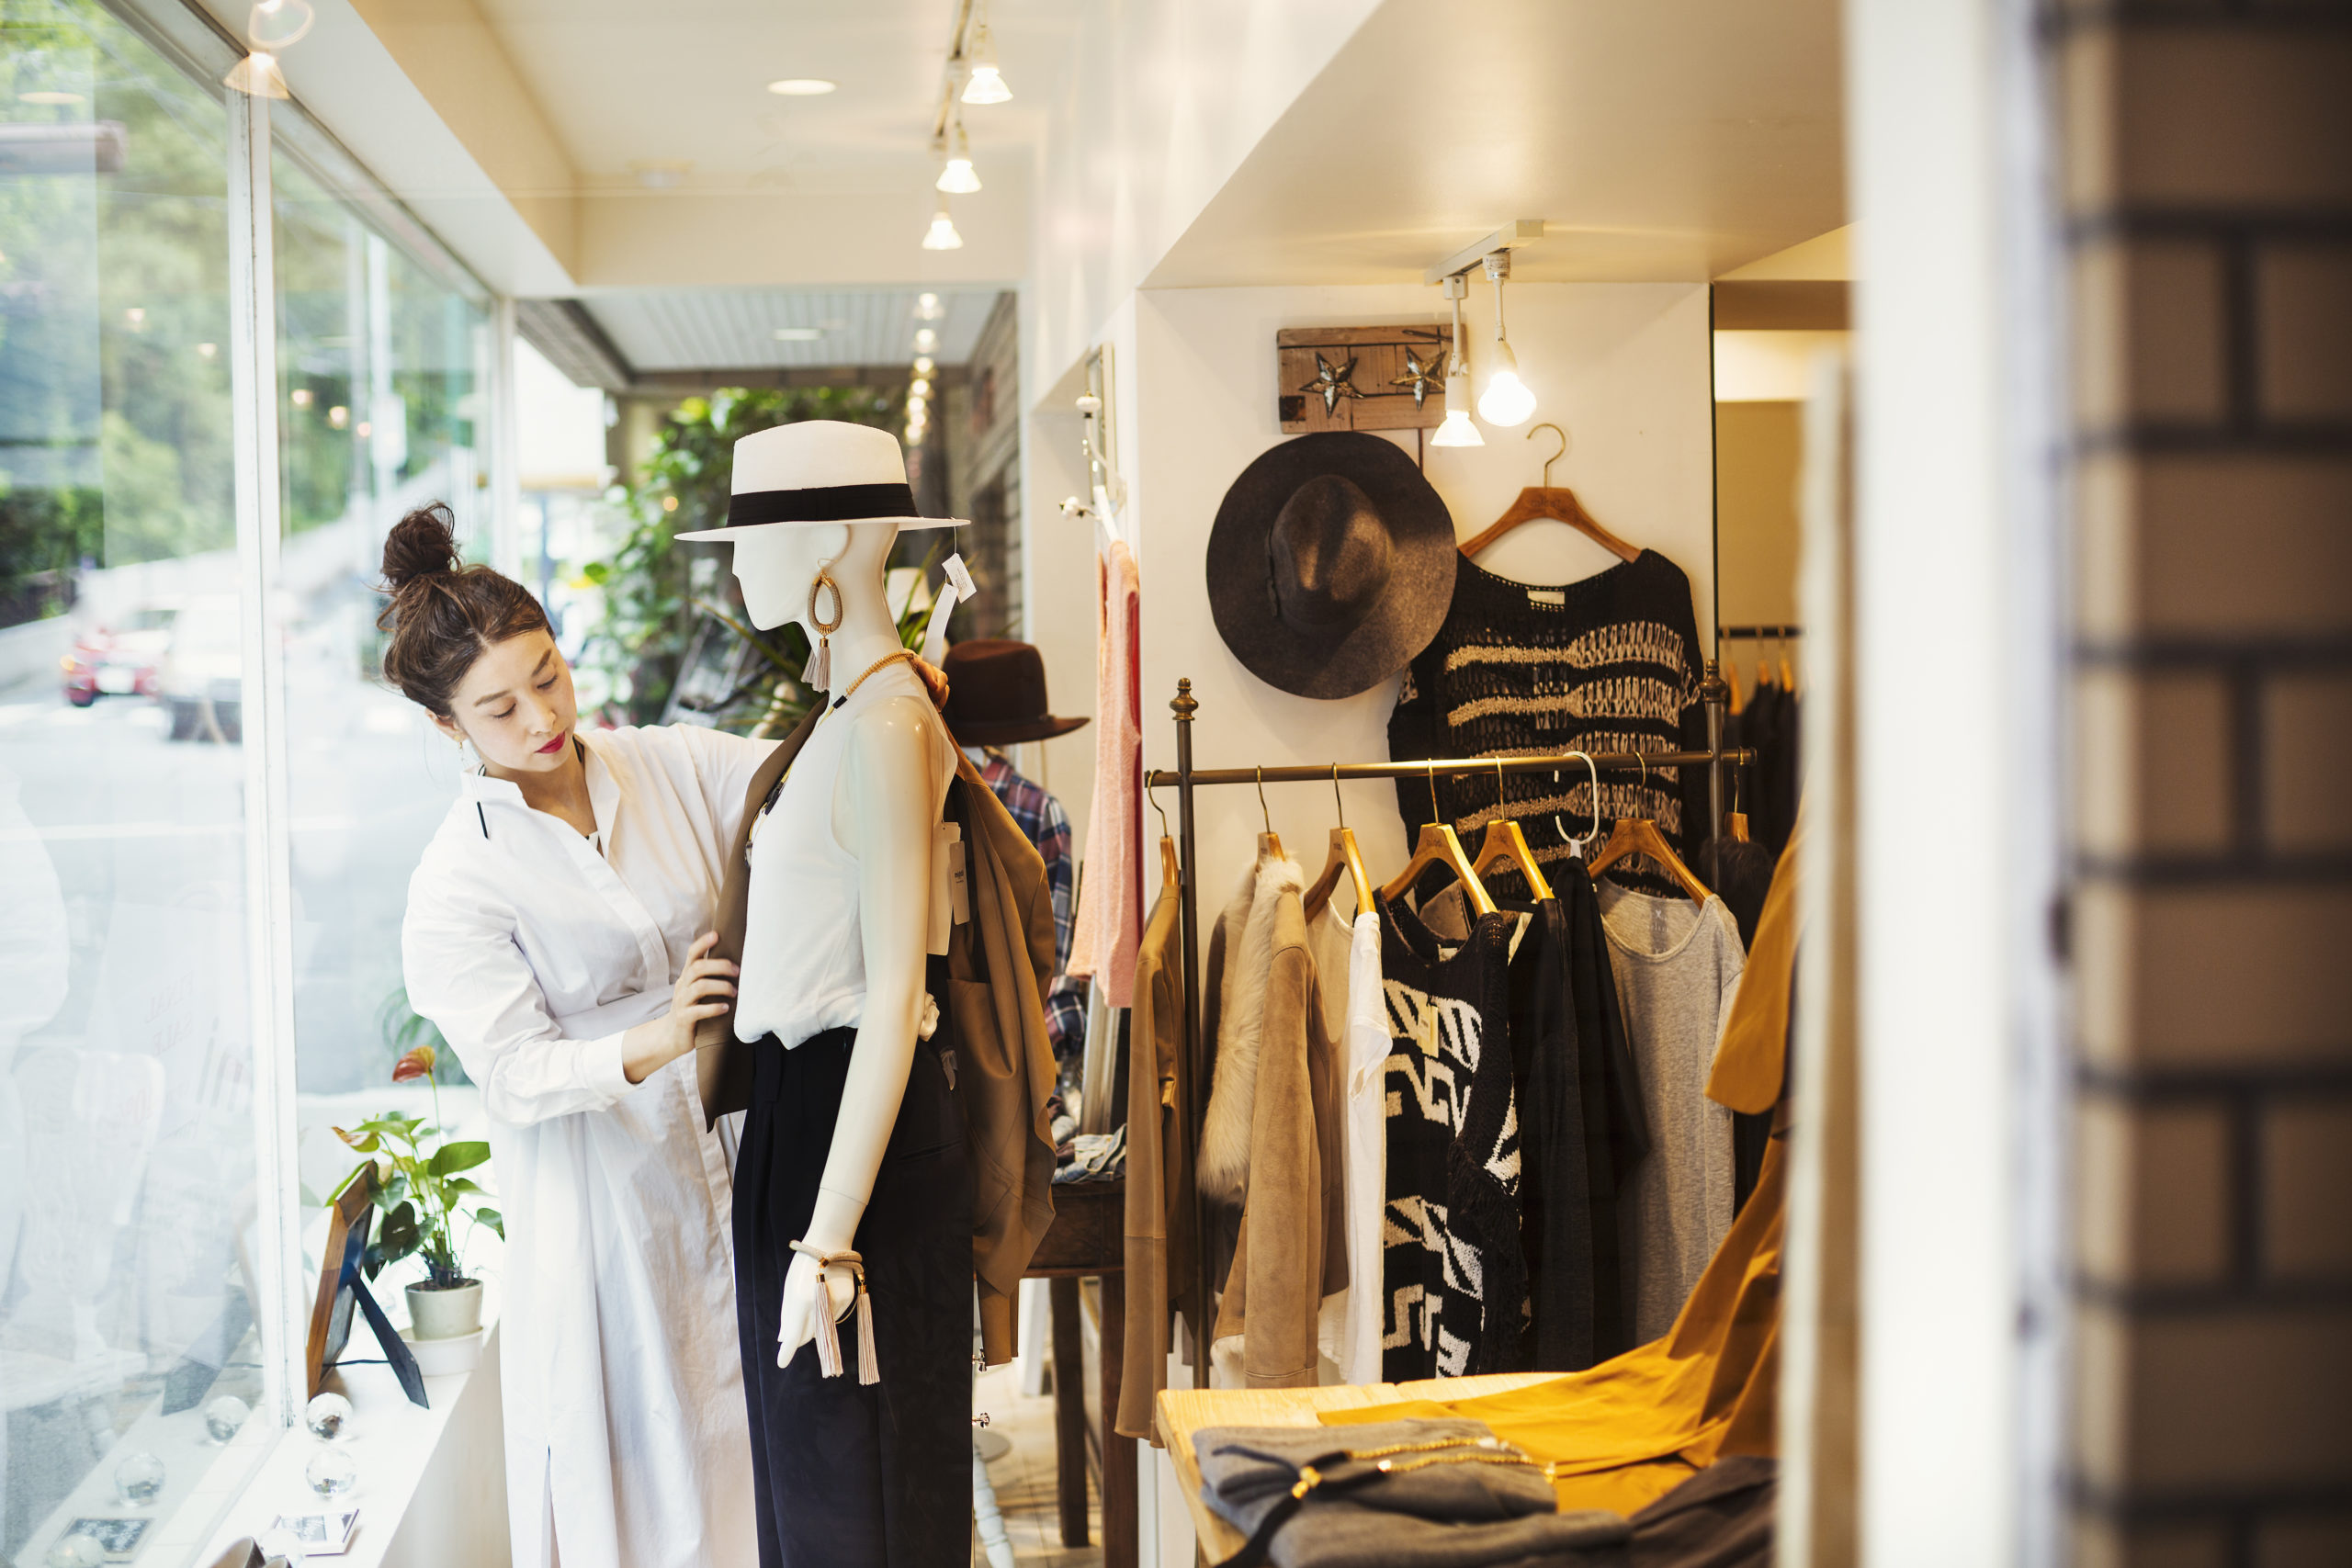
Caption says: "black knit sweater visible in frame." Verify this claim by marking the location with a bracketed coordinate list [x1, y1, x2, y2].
[1389, 549, 1711, 898]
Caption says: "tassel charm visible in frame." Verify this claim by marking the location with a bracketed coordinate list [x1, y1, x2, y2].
[787, 1239, 873, 1382]
[801, 633, 831, 692]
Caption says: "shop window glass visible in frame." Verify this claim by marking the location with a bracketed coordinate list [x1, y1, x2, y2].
[268, 150, 492, 1130]
[0, 0, 267, 1558]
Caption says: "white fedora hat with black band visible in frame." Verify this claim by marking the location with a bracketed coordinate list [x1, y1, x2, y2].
[673, 420, 967, 539]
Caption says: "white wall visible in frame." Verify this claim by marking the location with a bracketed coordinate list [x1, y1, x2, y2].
[1021, 0, 1385, 399]
[1125, 281, 1715, 904]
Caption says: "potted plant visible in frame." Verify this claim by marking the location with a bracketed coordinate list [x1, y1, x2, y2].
[335, 1043, 502, 1347]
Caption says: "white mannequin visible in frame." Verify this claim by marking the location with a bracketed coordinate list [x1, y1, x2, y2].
[730, 519, 946, 1365]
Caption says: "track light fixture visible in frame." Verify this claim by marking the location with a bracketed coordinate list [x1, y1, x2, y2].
[921, 201, 963, 250]
[935, 119, 980, 194]
[1476, 251, 1536, 428]
[1430, 275, 1484, 447]
[960, 15, 1012, 105]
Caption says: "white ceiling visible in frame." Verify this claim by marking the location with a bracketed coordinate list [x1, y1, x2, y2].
[1146, 0, 1846, 287]
[582, 288, 1003, 372]
[469, 0, 1076, 193]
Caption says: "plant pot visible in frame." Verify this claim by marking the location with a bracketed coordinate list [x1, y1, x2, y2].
[400, 1325, 485, 1378]
[404, 1280, 483, 1342]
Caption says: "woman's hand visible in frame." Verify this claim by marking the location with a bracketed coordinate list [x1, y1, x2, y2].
[775, 1247, 859, 1369]
[621, 931, 736, 1085]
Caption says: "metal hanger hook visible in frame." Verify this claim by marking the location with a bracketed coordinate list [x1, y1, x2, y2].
[1331, 762, 1346, 829]
[1528, 423, 1567, 488]
[1496, 756, 1509, 818]
[1255, 764, 1272, 834]
[1147, 772, 1171, 840]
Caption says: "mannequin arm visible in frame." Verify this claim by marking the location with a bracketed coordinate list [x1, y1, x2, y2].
[776, 694, 941, 1365]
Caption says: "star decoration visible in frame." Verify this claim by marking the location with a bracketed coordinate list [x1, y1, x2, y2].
[1389, 346, 1447, 409]
[1299, 352, 1365, 415]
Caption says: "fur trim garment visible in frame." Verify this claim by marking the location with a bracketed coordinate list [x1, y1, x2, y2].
[1197, 853, 1306, 1207]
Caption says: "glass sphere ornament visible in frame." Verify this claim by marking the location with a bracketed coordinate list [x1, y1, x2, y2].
[304, 1392, 352, 1439]
[254, 1525, 309, 1564]
[204, 1393, 252, 1442]
[304, 1443, 357, 1499]
[113, 1450, 164, 1506]
[46, 1535, 107, 1568]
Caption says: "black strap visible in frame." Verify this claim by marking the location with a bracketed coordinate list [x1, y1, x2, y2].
[725, 482, 916, 528]
[1225, 1453, 1389, 1568]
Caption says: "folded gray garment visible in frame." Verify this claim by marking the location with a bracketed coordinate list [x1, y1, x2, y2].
[1196, 1418, 1630, 1568]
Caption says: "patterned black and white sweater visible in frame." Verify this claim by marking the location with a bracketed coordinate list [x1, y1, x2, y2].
[1377, 893, 1525, 1382]
[1389, 549, 1711, 898]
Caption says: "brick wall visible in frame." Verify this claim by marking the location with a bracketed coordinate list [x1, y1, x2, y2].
[2059, 5, 2352, 1564]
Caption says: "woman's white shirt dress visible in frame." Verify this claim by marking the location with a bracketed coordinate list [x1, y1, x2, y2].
[403, 724, 775, 1568]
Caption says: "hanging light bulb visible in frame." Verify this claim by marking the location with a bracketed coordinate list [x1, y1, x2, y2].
[1476, 251, 1536, 428]
[934, 120, 980, 194]
[921, 202, 963, 250]
[960, 18, 1012, 105]
[222, 50, 289, 98]
[1430, 274, 1484, 448]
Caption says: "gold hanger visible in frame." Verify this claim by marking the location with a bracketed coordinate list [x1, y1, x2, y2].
[1470, 756, 1554, 902]
[1254, 765, 1283, 863]
[1304, 762, 1375, 922]
[1585, 751, 1713, 905]
[1147, 773, 1182, 886]
[1456, 423, 1640, 564]
[1725, 770, 1751, 844]
[1378, 761, 1495, 915]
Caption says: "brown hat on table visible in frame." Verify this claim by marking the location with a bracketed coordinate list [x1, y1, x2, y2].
[941, 638, 1091, 746]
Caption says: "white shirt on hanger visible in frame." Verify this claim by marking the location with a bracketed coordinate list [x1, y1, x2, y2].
[402, 723, 774, 1568]
[1306, 896, 1387, 1386]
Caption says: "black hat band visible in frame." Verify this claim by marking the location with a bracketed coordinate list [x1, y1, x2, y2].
[724, 481, 918, 528]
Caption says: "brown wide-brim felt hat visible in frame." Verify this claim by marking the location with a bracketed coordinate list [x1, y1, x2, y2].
[1205, 431, 1457, 700]
[942, 637, 1091, 745]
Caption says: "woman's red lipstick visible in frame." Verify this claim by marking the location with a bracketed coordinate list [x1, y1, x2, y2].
[537, 733, 568, 755]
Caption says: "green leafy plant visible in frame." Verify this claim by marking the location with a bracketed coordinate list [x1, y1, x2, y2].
[376, 986, 468, 1085]
[336, 1043, 502, 1290]
[578, 385, 902, 724]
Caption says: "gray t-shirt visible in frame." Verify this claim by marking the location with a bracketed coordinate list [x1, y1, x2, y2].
[1596, 886, 1746, 1344]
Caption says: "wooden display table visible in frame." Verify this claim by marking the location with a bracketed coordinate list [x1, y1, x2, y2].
[1153, 1372, 1559, 1564]
[1022, 1177, 1134, 1568]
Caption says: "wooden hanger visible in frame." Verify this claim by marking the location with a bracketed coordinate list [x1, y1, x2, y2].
[1148, 775, 1181, 886]
[1469, 757, 1553, 902]
[1724, 659, 1744, 716]
[1253, 765, 1283, 863]
[1584, 754, 1713, 905]
[1377, 762, 1496, 916]
[1304, 764, 1374, 922]
[1456, 423, 1640, 564]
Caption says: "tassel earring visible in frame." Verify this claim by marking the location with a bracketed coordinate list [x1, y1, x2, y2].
[803, 570, 843, 691]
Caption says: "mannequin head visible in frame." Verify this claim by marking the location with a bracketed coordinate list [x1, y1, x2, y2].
[730, 520, 899, 636]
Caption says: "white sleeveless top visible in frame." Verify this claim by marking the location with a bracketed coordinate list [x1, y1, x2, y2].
[732, 658, 956, 1048]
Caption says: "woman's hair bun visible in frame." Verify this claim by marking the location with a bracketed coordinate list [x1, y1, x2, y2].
[382, 502, 463, 592]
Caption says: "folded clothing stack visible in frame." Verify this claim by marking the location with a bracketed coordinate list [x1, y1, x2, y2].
[1194, 1418, 1629, 1568]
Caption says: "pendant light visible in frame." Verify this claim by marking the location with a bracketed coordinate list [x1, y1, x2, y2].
[1430, 274, 1483, 447]
[1476, 252, 1536, 428]
[921, 201, 963, 250]
[961, 15, 1012, 105]
[935, 119, 980, 194]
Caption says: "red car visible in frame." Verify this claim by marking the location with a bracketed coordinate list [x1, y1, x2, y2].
[61, 606, 175, 707]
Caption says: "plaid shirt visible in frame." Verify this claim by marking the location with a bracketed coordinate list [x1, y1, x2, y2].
[971, 749, 1090, 1060]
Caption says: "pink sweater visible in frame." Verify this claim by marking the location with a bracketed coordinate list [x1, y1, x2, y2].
[1069, 540, 1142, 1004]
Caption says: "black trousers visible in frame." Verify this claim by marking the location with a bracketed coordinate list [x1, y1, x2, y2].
[734, 1019, 975, 1568]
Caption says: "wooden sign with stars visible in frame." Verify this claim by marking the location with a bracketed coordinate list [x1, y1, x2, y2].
[1274, 323, 1455, 434]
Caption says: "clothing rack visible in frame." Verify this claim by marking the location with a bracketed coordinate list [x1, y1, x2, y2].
[1140, 671, 1750, 1378]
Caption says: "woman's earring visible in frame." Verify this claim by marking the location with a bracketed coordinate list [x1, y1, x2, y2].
[454, 733, 479, 771]
[804, 570, 844, 690]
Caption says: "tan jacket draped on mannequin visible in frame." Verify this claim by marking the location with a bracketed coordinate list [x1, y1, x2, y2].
[695, 706, 1062, 1363]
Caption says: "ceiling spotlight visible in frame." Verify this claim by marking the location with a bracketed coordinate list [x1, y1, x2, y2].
[1476, 252, 1535, 428]
[960, 20, 1012, 105]
[913, 328, 938, 352]
[913, 355, 935, 375]
[1430, 275, 1483, 448]
[773, 327, 823, 342]
[766, 78, 836, 96]
[910, 377, 932, 398]
[935, 120, 980, 194]
[915, 292, 944, 321]
[221, 51, 288, 98]
[921, 203, 963, 251]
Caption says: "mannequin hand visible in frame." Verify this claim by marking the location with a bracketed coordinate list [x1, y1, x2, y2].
[775, 1247, 859, 1370]
[910, 655, 949, 712]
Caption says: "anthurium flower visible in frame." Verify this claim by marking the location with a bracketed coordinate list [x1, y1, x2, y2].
[392, 1044, 438, 1083]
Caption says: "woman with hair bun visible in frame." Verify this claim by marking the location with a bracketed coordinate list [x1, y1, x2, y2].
[382, 502, 767, 1568]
